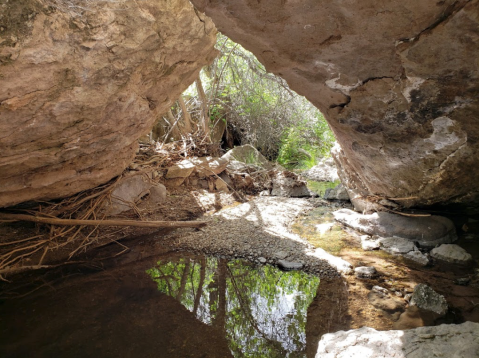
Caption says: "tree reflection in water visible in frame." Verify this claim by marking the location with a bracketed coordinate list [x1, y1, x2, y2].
[147, 255, 320, 358]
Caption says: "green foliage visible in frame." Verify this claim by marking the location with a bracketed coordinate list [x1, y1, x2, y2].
[306, 180, 340, 197]
[187, 33, 335, 161]
[277, 111, 335, 169]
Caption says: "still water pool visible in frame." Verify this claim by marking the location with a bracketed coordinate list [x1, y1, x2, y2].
[0, 253, 326, 358]
[148, 256, 320, 357]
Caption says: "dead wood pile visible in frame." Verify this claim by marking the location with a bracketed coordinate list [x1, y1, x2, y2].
[0, 136, 219, 281]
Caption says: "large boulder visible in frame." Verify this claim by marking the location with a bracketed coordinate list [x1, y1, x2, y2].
[410, 283, 448, 316]
[271, 171, 310, 198]
[324, 183, 350, 201]
[430, 244, 473, 265]
[0, 0, 217, 207]
[104, 174, 167, 216]
[302, 157, 339, 182]
[191, 0, 479, 209]
[333, 209, 457, 248]
[221, 144, 275, 170]
[316, 322, 479, 358]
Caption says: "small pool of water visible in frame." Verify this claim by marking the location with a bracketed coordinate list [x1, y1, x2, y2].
[147, 255, 320, 358]
[0, 252, 324, 358]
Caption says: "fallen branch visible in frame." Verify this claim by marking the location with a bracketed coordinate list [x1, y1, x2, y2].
[0, 213, 207, 229]
[388, 196, 419, 201]
[385, 209, 431, 217]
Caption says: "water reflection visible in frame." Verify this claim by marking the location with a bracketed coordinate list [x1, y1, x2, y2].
[147, 256, 320, 358]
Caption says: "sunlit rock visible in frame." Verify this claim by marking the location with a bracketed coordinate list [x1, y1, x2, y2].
[430, 244, 473, 265]
[316, 322, 479, 358]
[410, 283, 448, 316]
[333, 209, 457, 248]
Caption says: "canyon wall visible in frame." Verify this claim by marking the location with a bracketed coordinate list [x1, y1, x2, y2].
[192, 0, 479, 208]
[0, 0, 217, 207]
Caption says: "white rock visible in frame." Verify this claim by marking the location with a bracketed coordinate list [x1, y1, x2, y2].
[302, 156, 339, 182]
[354, 266, 377, 278]
[271, 172, 311, 197]
[403, 250, 429, 266]
[165, 160, 196, 178]
[378, 237, 416, 254]
[307, 248, 353, 274]
[221, 144, 274, 169]
[361, 235, 380, 251]
[316, 222, 334, 234]
[277, 260, 303, 270]
[430, 244, 473, 264]
[191, 156, 229, 178]
[316, 322, 479, 358]
[333, 209, 457, 248]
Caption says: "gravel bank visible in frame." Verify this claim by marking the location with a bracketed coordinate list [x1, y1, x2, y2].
[165, 196, 351, 278]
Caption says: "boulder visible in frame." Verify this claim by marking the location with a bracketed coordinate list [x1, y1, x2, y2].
[271, 171, 310, 197]
[302, 157, 339, 182]
[192, 0, 479, 210]
[149, 184, 167, 205]
[430, 244, 473, 265]
[221, 145, 274, 170]
[226, 160, 264, 174]
[333, 209, 457, 248]
[105, 175, 166, 215]
[376, 237, 429, 266]
[378, 237, 416, 254]
[402, 250, 430, 266]
[324, 184, 350, 201]
[354, 266, 377, 279]
[165, 160, 196, 179]
[360, 235, 381, 251]
[277, 260, 303, 271]
[316, 322, 479, 358]
[410, 284, 448, 316]
[191, 157, 229, 178]
[0, 0, 217, 207]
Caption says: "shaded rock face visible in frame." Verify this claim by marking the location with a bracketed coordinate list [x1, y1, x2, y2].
[0, 0, 217, 207]
[191, 0, 479, 208]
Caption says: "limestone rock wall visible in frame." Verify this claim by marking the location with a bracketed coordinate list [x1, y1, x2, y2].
[0, 0, 217, 207]
[191, 0, 479, 208]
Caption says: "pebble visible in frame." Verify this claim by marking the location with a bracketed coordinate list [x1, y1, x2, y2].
[454, 277, 470, 286]
[354, 266, 377, 279]
[277, 260, 304, 271]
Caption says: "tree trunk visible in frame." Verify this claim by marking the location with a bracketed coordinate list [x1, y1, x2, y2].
[193, 257, 206, 316]
[176, 261, 191, 301]
[178, 95, 193, 134]
[195, 77, 211, 141]
[166, 108, 182, 141]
